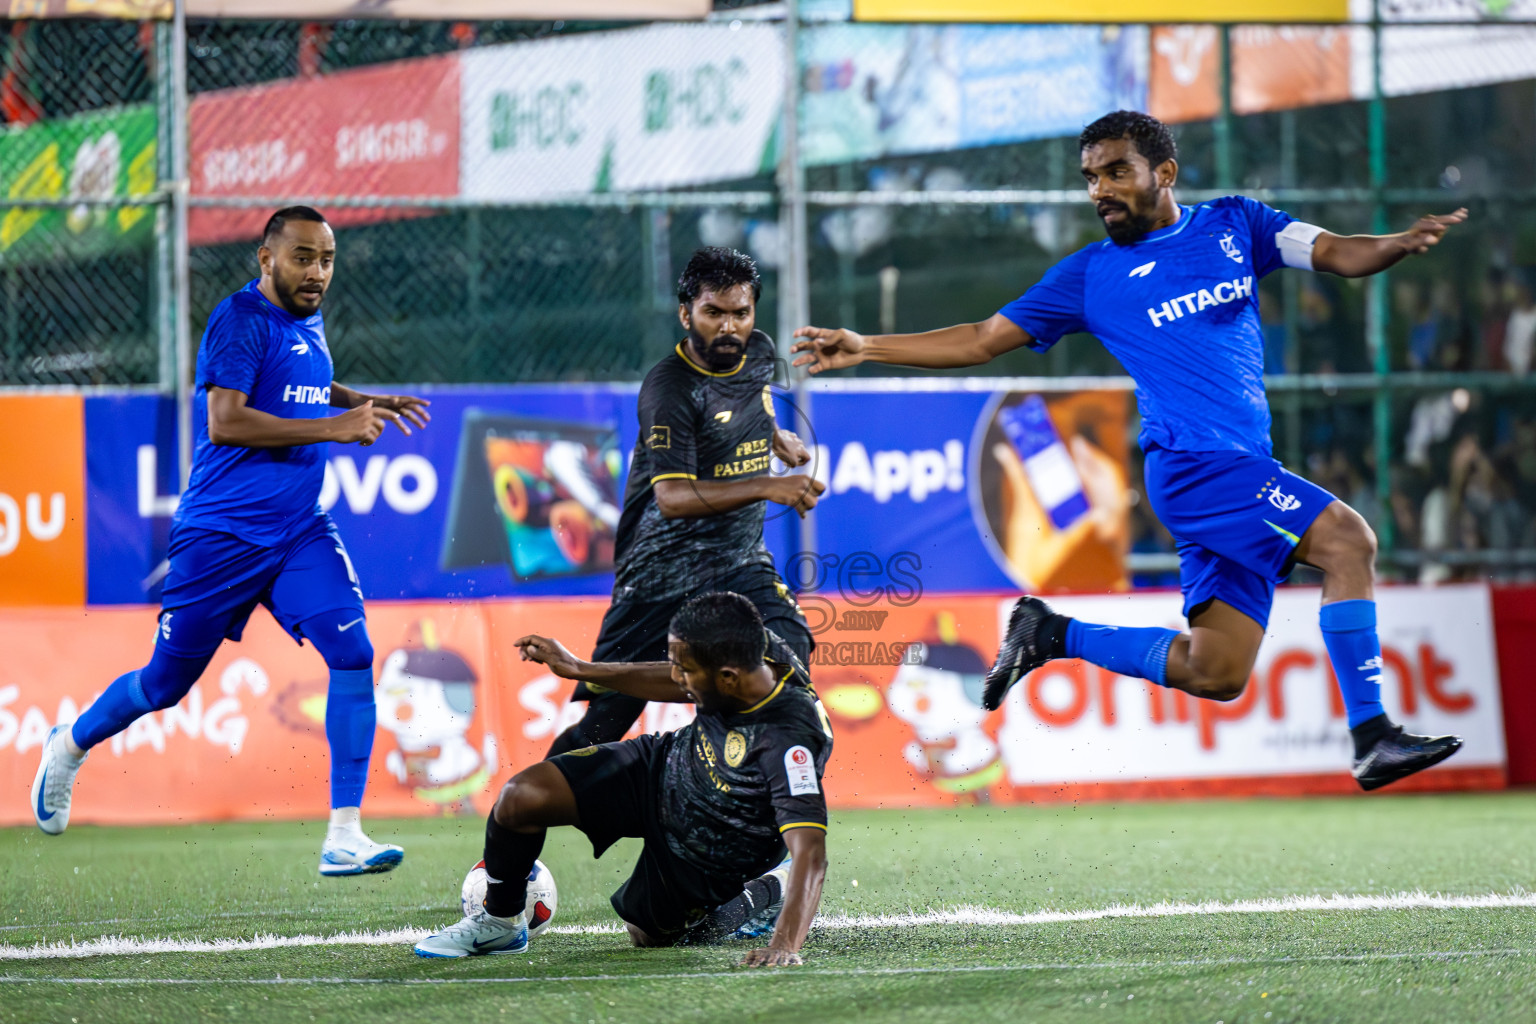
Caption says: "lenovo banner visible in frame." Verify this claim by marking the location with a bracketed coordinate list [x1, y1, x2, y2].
[188, 54, 460, 245]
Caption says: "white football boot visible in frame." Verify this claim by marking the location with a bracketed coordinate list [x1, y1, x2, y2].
[31, 725, 87, 836]
[414, 910, 529, 959]
[319, 825, 404, 876]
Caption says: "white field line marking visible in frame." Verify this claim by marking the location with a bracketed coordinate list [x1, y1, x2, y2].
[1, 948, 1533, 987]
[3, 890, 1535, 962]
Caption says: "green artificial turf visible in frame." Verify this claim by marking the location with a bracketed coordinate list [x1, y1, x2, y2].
[3, 793, 1535, 1023]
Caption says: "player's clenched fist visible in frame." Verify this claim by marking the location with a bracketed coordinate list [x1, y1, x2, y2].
[764, 475, 826, 517]
[791, 326, 867, 374]
[515, 634, 585, 679]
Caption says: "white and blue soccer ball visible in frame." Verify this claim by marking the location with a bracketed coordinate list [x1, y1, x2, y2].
[461, 858, 558, 938]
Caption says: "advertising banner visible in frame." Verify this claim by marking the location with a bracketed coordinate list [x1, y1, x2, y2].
[8, 1, 711, 23]
[459, 23, 783, 200]
[188, 54, 460, 245]
[0, 585, 1500, 826]
[83, 385, 803, 605]
[851, 0, 1349, 22]
[800, 24, 1146, 167]
[1150, 25, 1353, 124]
[801, 385, 1132, 596]
[0, 104, 156, 259]
[0, 394, 85, 606]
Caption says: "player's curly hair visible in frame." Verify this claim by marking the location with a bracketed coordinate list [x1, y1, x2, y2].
[677, 246, 763, 307]
[1079, 111, 1178, 168]
[669, 591, 767, 674]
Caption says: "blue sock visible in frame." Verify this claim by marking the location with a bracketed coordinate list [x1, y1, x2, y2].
[71, 647, 212, 751]
[1065, 619, 1178, 686]
[1319, 600, 1387, 728]
[325, 668, 377, 809]
[71, 670, 154, 751]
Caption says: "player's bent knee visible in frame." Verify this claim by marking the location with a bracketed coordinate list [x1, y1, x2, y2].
[492, 771, 554, 828]
[1199, 674, 1250, 702]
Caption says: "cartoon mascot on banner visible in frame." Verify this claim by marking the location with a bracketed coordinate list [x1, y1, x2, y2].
[885, 611, 1004, 800]
[375, 621, 497, 812]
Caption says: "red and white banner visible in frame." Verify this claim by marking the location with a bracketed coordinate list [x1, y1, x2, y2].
[1000, 585, 1504, 795]
[188, 54, 460, 246]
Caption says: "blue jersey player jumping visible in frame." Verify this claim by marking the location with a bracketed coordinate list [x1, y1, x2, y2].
[30, 206, 432, 871]
[792, 111, 1466, 791]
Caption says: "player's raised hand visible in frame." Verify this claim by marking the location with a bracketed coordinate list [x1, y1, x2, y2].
[764, 475, 826, 518]
[332, 401, 398, 446]
[515, 634, 585, 679]
[791, 326, 867, 374]
[738, 947, 804, 968]
[772, 428, 811, 467]
[374, 394, 432, 433]
[1399, 208, 1467, 255]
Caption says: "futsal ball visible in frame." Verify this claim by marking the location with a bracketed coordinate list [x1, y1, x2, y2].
[461, 858, 559, 938]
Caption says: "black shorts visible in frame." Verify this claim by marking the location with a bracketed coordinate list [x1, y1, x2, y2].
[549, 734, 740, 944]
[572, 564, 813, 709]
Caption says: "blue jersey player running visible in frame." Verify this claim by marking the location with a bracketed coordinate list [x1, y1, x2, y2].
[30, 206, 431, 872]
[792, 111, 1467, 791]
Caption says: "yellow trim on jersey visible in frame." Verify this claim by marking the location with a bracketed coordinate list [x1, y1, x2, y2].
[741, 675, 786, 714]
[651, 472, 697, 482]
[676, 341, 746, 378]
[779, 822, 828, 833]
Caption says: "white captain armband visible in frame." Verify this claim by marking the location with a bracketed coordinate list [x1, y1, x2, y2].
[1277, 221, 1326, 271]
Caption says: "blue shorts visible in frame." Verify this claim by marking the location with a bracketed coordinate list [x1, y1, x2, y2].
[156, 513, 365, 658]
[1143, 447, 1335, 630]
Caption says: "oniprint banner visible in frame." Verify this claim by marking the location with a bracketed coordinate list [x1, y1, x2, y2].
[188, 54, 461, 245]
[800, 24, 1146, 167]
[459, 22, 783, 201]
[0, 103, 156, 258]
[0, 585, 1502, 827]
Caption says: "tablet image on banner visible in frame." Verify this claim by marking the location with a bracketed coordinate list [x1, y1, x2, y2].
[441, 411, 622, 582]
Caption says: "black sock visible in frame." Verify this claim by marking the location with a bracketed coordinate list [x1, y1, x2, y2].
[482, 813, 544, 919]
[1039, 614, 1072, 660]
[1350, 713, 1398, 759]
[682, 875, 782, 945]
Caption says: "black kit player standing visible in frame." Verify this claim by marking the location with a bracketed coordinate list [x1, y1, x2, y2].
[546, 247, 826, 756]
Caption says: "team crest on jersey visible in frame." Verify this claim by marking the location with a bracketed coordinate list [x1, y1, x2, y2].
[761, 384, 774, 418]
[1219, 232, 1244, 264]
[724, 730, 747, 767]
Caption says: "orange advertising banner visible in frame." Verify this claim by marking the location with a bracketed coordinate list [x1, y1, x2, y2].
[1150, 25, 1353, 125]
[0, 394, 85, 606]
[0, 588, 1503, 828]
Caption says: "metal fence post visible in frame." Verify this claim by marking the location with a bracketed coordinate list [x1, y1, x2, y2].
[778, 0, 815, 560]
[171, 0, 192, 488]
[1367, 7, 1395, 552]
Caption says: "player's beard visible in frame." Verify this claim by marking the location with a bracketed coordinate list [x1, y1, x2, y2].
[686, 322, 749, 371]
[271, 270, 327, 317]
[1098, 197, 1159, 245]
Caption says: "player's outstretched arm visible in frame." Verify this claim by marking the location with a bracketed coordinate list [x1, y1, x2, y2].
[740, 826, 827, 968]
[207, 386, 397, 448]
[1311, 208, 1468, 278]
[791, 314, 1033, 375]
[653, 475, 825, 520]
[330, 384, 432, 435]
[514, 634, 689, 703]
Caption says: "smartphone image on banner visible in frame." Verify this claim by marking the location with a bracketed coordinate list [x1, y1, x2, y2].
[998, 394, 1091, 531]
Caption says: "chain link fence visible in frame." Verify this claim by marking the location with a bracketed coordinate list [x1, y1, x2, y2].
[3, 8, 1535, 575]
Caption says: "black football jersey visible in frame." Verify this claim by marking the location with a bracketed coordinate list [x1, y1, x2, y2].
[612, 331, 779, 603]
[656, 632, 832, 882]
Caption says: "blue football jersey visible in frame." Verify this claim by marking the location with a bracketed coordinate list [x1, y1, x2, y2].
[174, 280, 334, 545]
[999, 196, 1299, 456]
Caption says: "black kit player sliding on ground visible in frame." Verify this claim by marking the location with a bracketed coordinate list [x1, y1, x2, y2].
[414, 592, 832, 967]
[793, 110, 1463, 791]
[544, 246, 825, 758]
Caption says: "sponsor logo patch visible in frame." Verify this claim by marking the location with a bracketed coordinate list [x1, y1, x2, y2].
[647, 425, 671, 450]
[784, 745, 818, 796]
